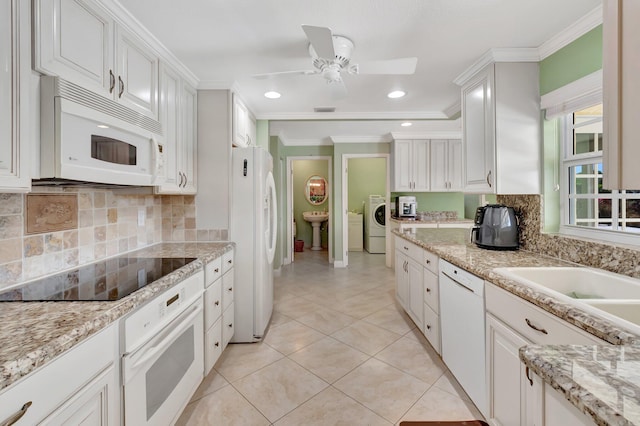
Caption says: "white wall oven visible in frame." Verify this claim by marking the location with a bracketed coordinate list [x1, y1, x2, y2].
[121, 271, 204, 426]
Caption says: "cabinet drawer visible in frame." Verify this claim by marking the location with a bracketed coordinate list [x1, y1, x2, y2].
[424, 268, 439, 313]
[222, 268, 234, 311]
[423, 303, 441, 354]
[395, 238, 423, 263]
[204, 279, 223, 330]
[423, 250, 439, 274]
[485, 282, 604, 345]
[222, 304, 235, 349]
[205, 257, 223, 287]
[222, 250, 234, 273]
[204, 318, 223, 375]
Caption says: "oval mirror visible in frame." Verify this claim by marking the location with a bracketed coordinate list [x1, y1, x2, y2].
[305, 175, 328, 205]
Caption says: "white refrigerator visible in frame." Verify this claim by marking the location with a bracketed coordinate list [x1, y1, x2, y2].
[230, 147, 278, 342]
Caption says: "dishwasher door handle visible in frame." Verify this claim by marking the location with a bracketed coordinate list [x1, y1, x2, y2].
[442, 272, 475, 293]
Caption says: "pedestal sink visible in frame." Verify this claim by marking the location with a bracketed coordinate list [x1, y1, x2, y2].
[302, 211, 329, 251]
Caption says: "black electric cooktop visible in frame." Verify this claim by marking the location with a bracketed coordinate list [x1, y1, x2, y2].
[0, 256, 197, 302]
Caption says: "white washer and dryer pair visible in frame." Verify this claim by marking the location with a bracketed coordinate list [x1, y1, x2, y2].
[364, 195, 385, 254]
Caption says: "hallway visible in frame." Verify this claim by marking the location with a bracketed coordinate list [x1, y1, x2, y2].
[177, 250, 483, 425]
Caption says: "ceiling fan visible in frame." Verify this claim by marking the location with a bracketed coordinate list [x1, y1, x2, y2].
[253, 25, 418, 98]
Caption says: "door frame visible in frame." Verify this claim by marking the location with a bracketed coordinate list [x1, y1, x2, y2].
[341, 153, 390, 268]
[285, 156, 333, 265]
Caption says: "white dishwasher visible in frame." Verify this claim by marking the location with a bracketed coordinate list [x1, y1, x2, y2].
[439, 259, 487, 417]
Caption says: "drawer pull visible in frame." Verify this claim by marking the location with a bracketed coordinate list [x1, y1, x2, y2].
[525, 366, 534, 386]
[214, 300, 220, 306]
[227, 259, 233, 264]
[426, 324, 431, 330]
[227, 287, 233, 292]
[525, 318, 548, 335]
[228, 323, 233, 328]
[214, 341, 220, 347]
[214, 268, 219, 273]
[425, 259, 431, 264]
[426, 288, 431, 293]
[1, 401, 32, 426]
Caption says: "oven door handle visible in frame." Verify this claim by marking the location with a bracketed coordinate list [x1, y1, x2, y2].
[125, 302, 202, 374]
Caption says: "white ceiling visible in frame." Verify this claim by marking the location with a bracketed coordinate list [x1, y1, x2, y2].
[118, 0, 601, 141]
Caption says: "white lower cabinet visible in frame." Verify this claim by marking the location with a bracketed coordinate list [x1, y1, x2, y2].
[524, 372, 592, 426]
[406, 258, 424, 330]
[486, 282, 604, 426]
[0, 325, 118, 426]
[395, 249, 409, 310]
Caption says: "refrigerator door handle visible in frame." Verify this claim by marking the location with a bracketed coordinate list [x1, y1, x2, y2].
[243, 159, 248, 176]
[265, 171, 278, 264]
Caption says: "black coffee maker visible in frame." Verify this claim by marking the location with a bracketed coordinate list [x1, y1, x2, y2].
[471, 204, 519, 250]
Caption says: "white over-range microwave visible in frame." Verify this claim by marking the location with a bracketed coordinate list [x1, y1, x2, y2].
[37, 76, 165, 186]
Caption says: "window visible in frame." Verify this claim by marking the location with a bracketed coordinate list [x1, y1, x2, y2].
[562, 104, 640, 240]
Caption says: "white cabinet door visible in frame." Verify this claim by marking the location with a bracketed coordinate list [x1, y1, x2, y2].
[395, 251, 409, 309]
[181, 82, 197, 194]
[423, 268, 439, 313]
[115, 27, 158, 119]
[157, 63, 181, 193]
[393, 140, 413, 191]
[407, 257, 423, 329]
[412, 139, 430, 191]
[232, 94, 249, 147]
[0, 0, 30, 191]
[487, 313, 530, 426]
[448, 139, 463, 191]
[430, 139, 449, 191]
[462, 66, 495, 193]
[34, 0, 114, 97]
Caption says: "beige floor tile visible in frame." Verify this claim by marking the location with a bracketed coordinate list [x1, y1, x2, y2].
[274, 296, 323, 318]
[399, 386, 484, 423]
[176, 384, 270, 426]
[274, 387, 392, 426]
[269, 310, 294, 328]
[263, 320, 325, 355]
[215, 341, 283, 382]
[362, 304, 417, 335]
[331, 320, 402, 355]
[433, 371, 473, 402]
[375, 336, 446, 385]
[295, 307, 357, 334]
[289, 336, 369, 383]
[233, 358, 329, 422]
[190, 369, 228, 402]
[334, 358, 430, 423]
[331, 295, 394, 318]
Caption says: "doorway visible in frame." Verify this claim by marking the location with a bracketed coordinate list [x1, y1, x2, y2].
[341, 154, 389, 268]
[285, 156, 332, 265]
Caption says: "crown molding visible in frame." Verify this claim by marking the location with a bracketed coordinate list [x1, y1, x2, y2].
[197, 80, 234, 90]
[280, 137, 334, 146]
[255, 111, 449, 120]
[453, 48, 540, 86]
[538, 5, 602, 60]
[390, 131, 462, 140]
[330, 136, 392, 144]
[443, 100, 461, 119]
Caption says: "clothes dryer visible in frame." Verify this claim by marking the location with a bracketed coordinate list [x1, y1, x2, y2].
[364, 195, 386, 253]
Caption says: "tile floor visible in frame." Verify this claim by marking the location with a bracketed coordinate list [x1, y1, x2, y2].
[177, 250, 485, 425]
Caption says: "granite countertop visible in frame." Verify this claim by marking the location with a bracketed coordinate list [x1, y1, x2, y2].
[389, 217, 474, 225]
[0, 242, 234, 392]
[393, 228, 640, 425]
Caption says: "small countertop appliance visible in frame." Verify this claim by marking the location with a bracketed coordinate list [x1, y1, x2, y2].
[471, 204, 519, 250]
[395, 196, 417, 218]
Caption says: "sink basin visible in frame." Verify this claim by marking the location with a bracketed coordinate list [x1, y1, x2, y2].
[581, 300, 640, 326]
[494, 267, 640, 300]
[303, 211, 329, 223]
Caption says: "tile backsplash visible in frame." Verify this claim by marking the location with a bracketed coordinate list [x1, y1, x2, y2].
[498, 194, 640, 278]
[0, 189, 227, 288]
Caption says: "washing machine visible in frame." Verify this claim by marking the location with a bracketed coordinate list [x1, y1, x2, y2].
[364, 195, 386, 253]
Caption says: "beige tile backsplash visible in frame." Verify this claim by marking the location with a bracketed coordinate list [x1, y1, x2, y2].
[0, 189, 228, 288]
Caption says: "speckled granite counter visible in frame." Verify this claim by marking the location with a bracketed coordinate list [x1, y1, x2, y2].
[0, 242, 234, 392]
[389, 217, 474, 226]
[393, 228, 640, 425]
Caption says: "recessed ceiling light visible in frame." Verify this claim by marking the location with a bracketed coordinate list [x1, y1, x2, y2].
[387, 90, 406, 99]
[401, 122, 412, 127]
[264, 91, 281, 99]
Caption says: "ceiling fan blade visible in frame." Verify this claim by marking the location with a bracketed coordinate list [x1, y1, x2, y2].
[252, 70, 318, 79]
[328, 79, 347, 100]
[302, 25, 335, 59]
[354, 57, 418, 75]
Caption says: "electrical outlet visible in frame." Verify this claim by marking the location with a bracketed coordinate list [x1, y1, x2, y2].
[138, 208, 145, 227]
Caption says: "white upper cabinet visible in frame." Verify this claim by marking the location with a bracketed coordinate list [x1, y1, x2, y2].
[0, 0, 31, 192]
[232, 93, 255, 147]
[460, 62, 541, 194]
[603, 0, 640, 189]
[392, 139, 430, 191]
[430, 139, 462, 192]
[181, 82, 197, 194]
[34, 0, 159, 120]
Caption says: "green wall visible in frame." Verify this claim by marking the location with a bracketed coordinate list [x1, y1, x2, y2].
[256, 120, 269, 150]
[348, 158, 386, 213]
[391, 192, 465, 218]
[293, 159, 330, 248]
[539, 25, 602, 95]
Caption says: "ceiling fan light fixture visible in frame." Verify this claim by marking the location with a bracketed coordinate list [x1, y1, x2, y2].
[387, 90, 406, 99]
[264, 91, 281, 99]
[401, 122, 412, 127]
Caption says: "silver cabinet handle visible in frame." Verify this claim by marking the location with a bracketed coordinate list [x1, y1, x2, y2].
[525, 366, 534, 386]
[525, 318, 548, 335]
[1, 401, 32, 426]
[109, 70, 115, 93]
[118, 76, 124, 98]
[486, 170, 492, 188]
